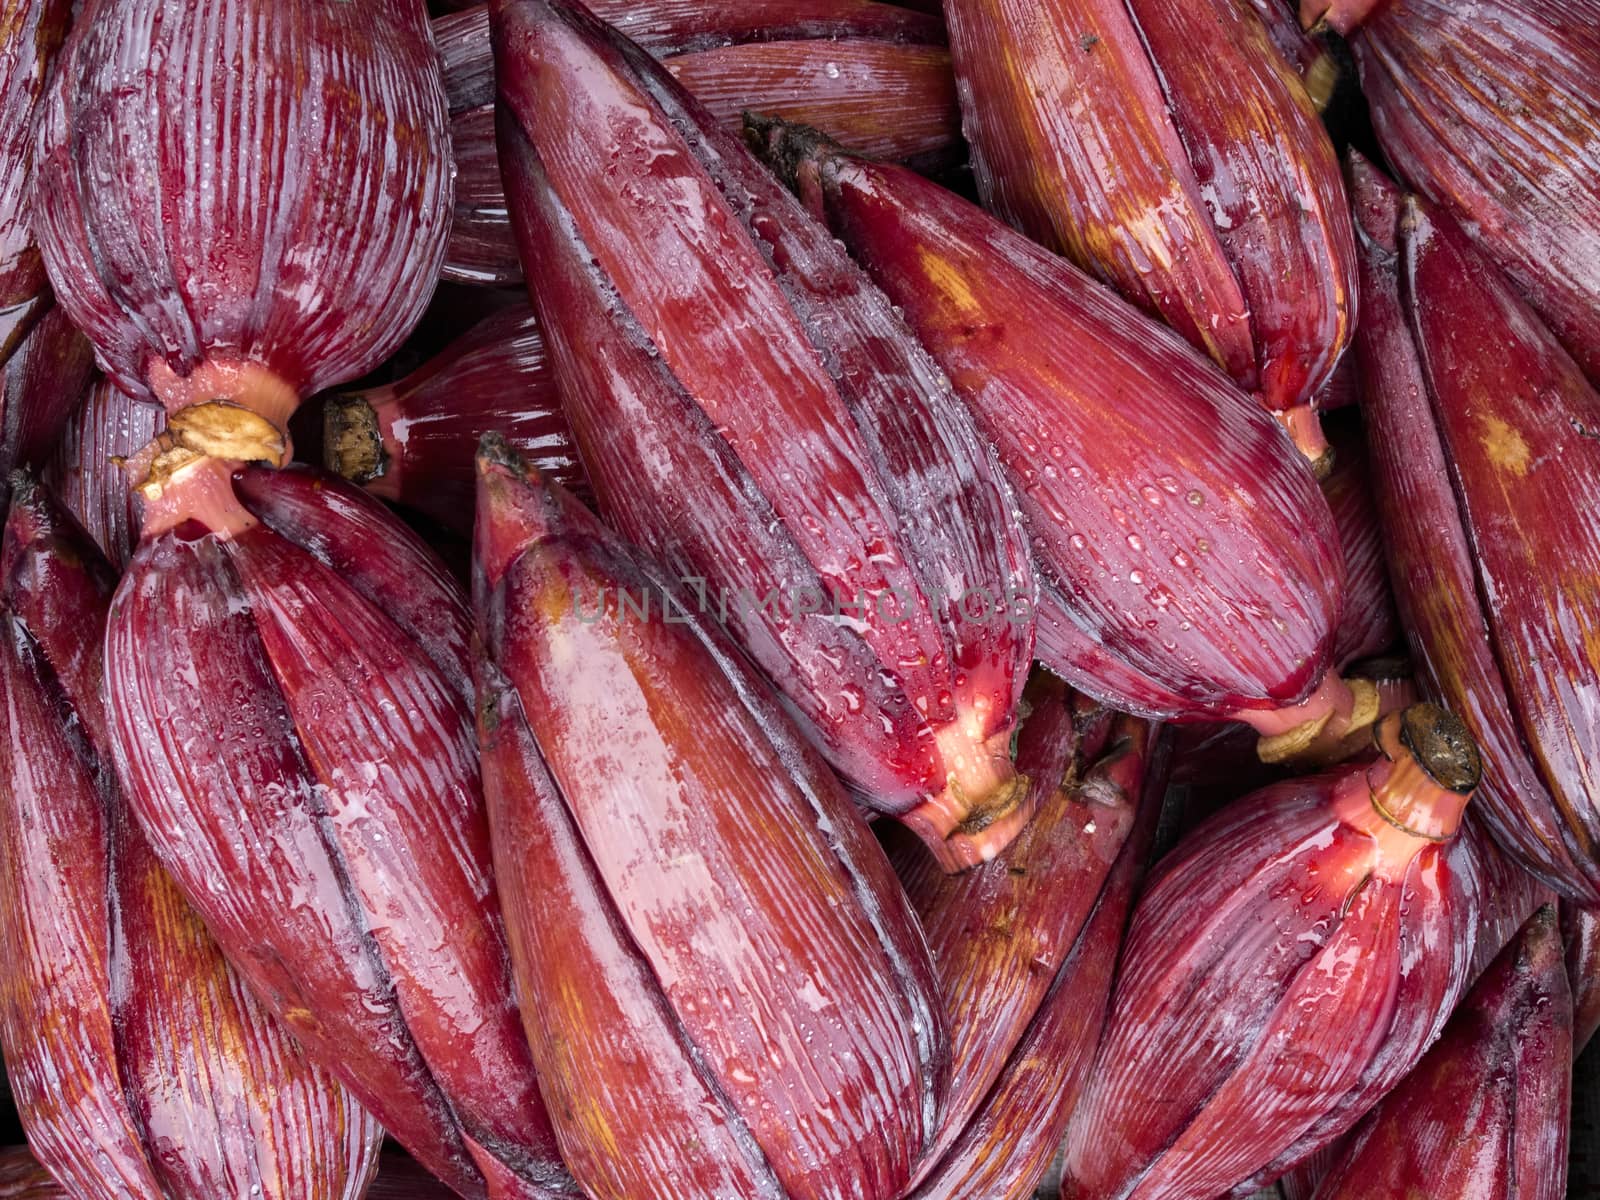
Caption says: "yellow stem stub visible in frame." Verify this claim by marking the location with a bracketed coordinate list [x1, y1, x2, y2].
[132, 401, 289, 502]
[1257, 678, 1382, 766]
[166, 401, 289, 465]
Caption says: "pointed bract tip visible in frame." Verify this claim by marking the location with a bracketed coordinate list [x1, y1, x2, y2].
[743, 114, 843, 194]
[1347, 153, 1404, 253]
[473, 432, 602, 592]
[476, 430, 539, 484]
[1523, 903, 1564, 971]
[1, 472, 103, 593]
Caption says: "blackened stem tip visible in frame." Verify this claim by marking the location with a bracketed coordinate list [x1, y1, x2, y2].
[5, 469, 38, 509]
[323, 394, 386, 485]
[1393, 703, 1481, 796]
[476, 431, 536, 481]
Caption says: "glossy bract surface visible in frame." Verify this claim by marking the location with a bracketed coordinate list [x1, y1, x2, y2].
[474, 441, 946, 1200]
[494, 0, 1035, 867]
[32, 0, 452, 412]
[104, 465, 567, 1200]
[775, 146, 1342, 720]
[1352, 157, 1600, 903]
[0, 480, 381, 1200]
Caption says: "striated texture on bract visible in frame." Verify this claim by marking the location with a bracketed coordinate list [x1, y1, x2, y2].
[0, 0, 75, 499]
[436, 0, 943, 112]
[444, 39, 958, 286]
[323, 302, 586, 530]
[1322, 422, 1398, 667]
[940, 0, 1354, 452]
[902, 680, 1168, 1200]
[104, 463, 570, 1200]
[941, 0, 1251, 382]
[31, 0, 452, 413]
[1454, 815, 1556, 986]
[44, 378, 163, 569]
[757, 137, 1343, 724]
[1, 0, 69, 329]
[494, 0, 1035, 870]
[443, 106, 524, 288]
[0, 1146, 63, 1199]
[367, 1152, 461, 1200]
[663, 40, 958, 167]
[0, 305, 95, 500]
[1324, 0, 1600, 383]
[1311, 907, 1571, 1200]
[473, 438, 947, 1200]
[0, 477, 382, 1200]
[1121, 0, 1356, 422]
[888, 681, 1137, 1173]
[1060, 705, 1485, 1199]
[1351, 154, 1600, 903]
[1247, 0, 1332, 83]
[1273, 1143, 1339, 1200]
[1564, 902, 1600, 1056]
[1, 0, 70, 310]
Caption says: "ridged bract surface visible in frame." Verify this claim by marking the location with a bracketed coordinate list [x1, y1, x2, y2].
[1312, 908, 1571, 1200]
[327, 303, 584, 528]
[474, 445, 946, 1200]
[0, 481, 382, 1200]
[892, 689, 1140, 1173]
[1349, 0, 1600, 383]
[494, 0, 1034, 863]
[44, 378, 163, 569]
[31, 0, 452, 407]
[0, 304, 95, 493]
[902, 686, 1166, 1200]
[1122, 0, 1355, 412]
[798, 151, 1341, 717]
[1060, 756, 1481, 1198]
[1352, 158, 1600, 903]
[1322, 424, 1398, 667]
[104, 467, 567, 1200]
[943, 0, 1252, 381]
[0, 1147, 65, 1198]
[663, 41, 957, 165]
[444, 39, 958, 286]
[1455, 815, 1557, 986]
[436, 0, 943, 112]
[1, 0, 70, 313]
[1, 0, 76, 490]
[1564, 902, 1600, 1055]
